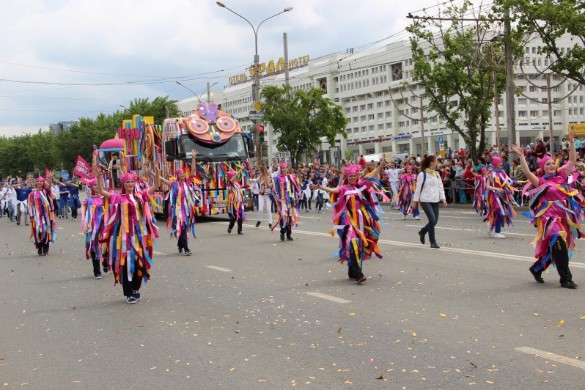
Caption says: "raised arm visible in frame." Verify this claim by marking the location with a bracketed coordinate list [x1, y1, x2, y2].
[511, 144, 539, 187]
[148, 168, 161, 195]
[311, 182, 339, 194]
[92, 160, 111, 198]
[563, 131, 577, 174]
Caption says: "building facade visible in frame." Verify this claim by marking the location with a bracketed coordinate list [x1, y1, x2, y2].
[177, 34, 585, 165]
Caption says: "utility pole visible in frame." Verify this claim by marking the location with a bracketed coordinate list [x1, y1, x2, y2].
[504, 7, 516, 160]
[493, 70, 501, 153]
[207, 81, 211, 103]
[546, 73, 554, 151]
[419, 96, 426, 156]
[283, 33, 290, 86]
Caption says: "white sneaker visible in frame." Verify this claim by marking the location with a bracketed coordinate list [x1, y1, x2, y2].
[487, 223, 493, 237]
[401, 214, 406, 220]
[493, 233, 506, 239]
[414, 216, 420, 220]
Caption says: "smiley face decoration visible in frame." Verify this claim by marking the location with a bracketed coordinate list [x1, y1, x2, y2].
[184, 102, 240, 144]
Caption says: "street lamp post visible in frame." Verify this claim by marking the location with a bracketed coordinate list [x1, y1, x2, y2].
[216, 1, 293, 164]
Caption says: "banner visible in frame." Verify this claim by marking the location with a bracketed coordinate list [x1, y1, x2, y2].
[73, 155, 95, 181]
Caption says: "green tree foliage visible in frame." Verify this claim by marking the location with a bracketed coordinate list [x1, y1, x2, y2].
[406, 0, 519, 159]
[121, 96, 180, 124]
[0, 96, 179, 177]
[260, 85, 347, 167]
[499, 0, 585, 85]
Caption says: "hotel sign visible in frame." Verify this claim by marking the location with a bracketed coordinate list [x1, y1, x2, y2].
[229, 55, 310, 86]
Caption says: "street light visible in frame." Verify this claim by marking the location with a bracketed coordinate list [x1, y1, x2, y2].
[216, 1, 293, 163]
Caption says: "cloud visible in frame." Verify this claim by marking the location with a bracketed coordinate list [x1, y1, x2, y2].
[0, 0, 432, 136]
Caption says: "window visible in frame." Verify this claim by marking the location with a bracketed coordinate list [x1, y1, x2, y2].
[368, 114, 375, 120]
[554, 110, 561, 117]
[518, 98, 527, 105]
[530, 110, 539, 117]
[377, 113, 384, 119]
[391, 63, 403, 81]
[367, 103, 373, 109]
[377, 102, 383, 108]
[382, 146, 393, 153]
[360, 105, 366, 111]
[518, 110, 527, 117]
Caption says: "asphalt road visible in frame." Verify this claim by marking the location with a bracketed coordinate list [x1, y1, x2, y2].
[1, 203, 584, 389]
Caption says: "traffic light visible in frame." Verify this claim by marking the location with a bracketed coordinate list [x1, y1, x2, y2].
[258, 125, 265, 143]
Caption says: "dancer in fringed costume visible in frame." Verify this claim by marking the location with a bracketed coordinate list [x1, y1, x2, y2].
[395, 165, 420, 220]
[28, 174, 57, 256]
[485, 156, 517, 238]
[473, 167, 488, 217]
[93, 163, 160, 304]
[159, 151, 200, 255]
[251, 165, 274, 229]
[313, 164, 387, 283]
[81, 178, 109, 279]
[511, 136, 581, 289]
[226, 170, 245, 235]
[272, 163, 302, 242]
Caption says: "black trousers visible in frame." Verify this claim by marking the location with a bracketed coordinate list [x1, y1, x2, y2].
[347, 239, 364, 280]
[279, 217, 292, 236]
[91, 251, 109, 276]
[530, 239, 573, 283]
[177, 227, 189, 251]
[228, 213, 243, 233]
[121, 263, 142, 297]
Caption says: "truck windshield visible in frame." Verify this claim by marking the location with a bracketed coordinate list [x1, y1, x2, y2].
[180, 134, 248, 162]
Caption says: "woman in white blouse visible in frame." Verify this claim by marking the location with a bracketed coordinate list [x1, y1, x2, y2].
[412, 155, 447, 249]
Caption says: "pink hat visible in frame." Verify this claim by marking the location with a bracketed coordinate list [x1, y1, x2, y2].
[457, 161, 463, 166]
[406, 164, 413, 170]
[538, 155, 553, 170]
[36, 177, 45, 183]
[120, 173, 134, 186]
[279, 162, 288, 169]
[491, 156, 502, 166]
[227, 171, 236, 180]
[343, 164, 361, 175]
[175, 168, 185, 175]
[84, 178, 97, 187]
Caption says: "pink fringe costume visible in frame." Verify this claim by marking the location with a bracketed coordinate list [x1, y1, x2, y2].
[81, 193, 109, 276]
[395, 173, 420, 218]
[101, 189, 159, 298]
[484, 169, 517, 233]
[329, 174, 388, 282]
[28, 182, 56, 256]
[525, 169, 583, 284]
[473, 171, 488, 216]
[166, 178, 200, 253]
[272, 172, 302, 241]
[226, 171, 245, 234]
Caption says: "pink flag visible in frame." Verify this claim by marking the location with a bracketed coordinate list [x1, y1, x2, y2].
[73, 155, 95, 181]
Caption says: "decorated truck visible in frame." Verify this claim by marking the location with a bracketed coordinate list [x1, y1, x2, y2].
[161, 102, 255, 215]
[93, 102, 254, 216]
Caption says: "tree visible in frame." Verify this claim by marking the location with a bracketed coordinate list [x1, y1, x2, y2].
[261, 85, 348, 167]
[406, 0, 518, 159]
[121, 96, 180, 124]
[499, 0, 585, 86]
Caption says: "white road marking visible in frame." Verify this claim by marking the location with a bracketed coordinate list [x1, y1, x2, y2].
[206, 265, 232, 272]
[57, 227, 65, 230]
[153, 250, 165, 256]
[78, 232, 85, 236]
[216, 222, 585, 269]
[403, 224, 534, 237]
[516, 347, 585, 371]
[307, 292, 351, 304]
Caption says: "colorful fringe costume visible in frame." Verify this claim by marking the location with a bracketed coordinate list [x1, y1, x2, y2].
[525, 170, 583, 277]
[166, 180, 200, 252]
[272, 173, 302, 240]
[226, 176, 245, 234]
[82, 195, 106, 261]
[395, 173, 419, 218]
[329, 177, 387, 281]
[101, 190, 159, 295]
[473, 172, 488, 216]
[484, 169, 517, 232]
[28, 187, 56, 255]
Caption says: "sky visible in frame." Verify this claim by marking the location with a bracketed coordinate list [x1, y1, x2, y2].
[0, 0, 451, 137]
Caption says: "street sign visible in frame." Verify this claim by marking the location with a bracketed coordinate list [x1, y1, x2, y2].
[275, 151, 291, 159]
[250, 113, 264, 120]
[568, 123, 585, 136]
[253, 101, 263, 111]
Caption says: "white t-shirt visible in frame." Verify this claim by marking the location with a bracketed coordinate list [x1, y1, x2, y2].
[384, 168, 403, 183]
[51, 184, 61, 200]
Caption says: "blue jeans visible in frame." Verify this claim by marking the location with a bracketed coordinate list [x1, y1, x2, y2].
[59, 197, 69, 218]
[420, 202, 440, 244]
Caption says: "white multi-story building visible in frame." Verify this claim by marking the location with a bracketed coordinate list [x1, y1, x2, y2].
[177, 34, 585, 164]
